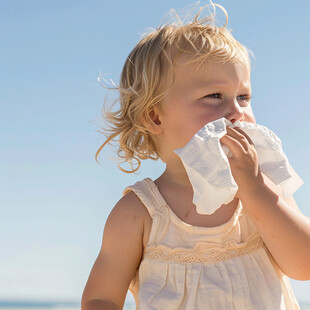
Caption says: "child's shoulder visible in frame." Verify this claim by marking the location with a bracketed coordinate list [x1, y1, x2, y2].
[112, 189, 149, 220]
[106, 188, 151, 236]
[107, 186, 153, 249]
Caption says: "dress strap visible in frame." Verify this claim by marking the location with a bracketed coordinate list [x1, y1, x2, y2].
[123, 178, 169, 246]
[122, 177, 167, 219]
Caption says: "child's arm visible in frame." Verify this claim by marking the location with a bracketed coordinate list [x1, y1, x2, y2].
[239, 182, 310, 280]
[81, 191, 146, 310]
[221, 126, 310, 281]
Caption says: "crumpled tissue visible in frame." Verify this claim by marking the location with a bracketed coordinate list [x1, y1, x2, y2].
[174, 117, 303, 215]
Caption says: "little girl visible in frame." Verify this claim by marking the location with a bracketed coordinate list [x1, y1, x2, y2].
[82, 3, 310, 309]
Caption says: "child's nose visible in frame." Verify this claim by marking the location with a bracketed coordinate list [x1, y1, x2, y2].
[225, 100, 245, 124]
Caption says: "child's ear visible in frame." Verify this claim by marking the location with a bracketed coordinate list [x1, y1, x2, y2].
[141, 106, 163, 134]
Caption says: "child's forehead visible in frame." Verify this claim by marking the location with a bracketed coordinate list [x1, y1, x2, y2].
[171, 59, 251, 88]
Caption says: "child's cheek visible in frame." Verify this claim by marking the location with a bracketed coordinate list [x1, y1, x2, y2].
[244, 106, 256, 123]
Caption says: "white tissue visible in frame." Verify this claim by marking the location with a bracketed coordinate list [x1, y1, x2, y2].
[174, 117, 303, 215]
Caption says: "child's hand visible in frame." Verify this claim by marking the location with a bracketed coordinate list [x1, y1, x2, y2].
[220, 126, 265, 200]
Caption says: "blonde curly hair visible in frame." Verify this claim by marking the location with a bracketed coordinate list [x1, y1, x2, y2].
[95, 2, 254, 173]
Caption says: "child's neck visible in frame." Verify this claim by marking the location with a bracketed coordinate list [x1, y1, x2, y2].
[156, 158, 192, 190]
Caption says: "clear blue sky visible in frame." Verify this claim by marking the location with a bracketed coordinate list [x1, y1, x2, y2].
[1, 0, 309, 304]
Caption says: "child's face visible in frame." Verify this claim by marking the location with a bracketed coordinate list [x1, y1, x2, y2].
[156, 58, 256, 156]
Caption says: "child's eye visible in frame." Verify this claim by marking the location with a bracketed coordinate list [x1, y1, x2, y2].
[204, 93, 252, 102]
[238, 95, 252, 102]
[206, 93, 222, 99]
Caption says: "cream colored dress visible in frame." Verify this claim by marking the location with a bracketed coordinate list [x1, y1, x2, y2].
[123, 178, 300, 310]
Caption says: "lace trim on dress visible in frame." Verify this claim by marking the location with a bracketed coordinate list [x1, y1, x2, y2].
[143, 231, 267, 264]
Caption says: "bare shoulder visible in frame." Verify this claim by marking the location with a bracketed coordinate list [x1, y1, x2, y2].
[104, 190, 152, 244]
[101, 189, 151, 261]
[113, 190, 153, 249]
[110, 189, 151, 223]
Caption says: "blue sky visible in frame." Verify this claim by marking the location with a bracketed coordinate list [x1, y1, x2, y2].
[1, 0, 309, 304]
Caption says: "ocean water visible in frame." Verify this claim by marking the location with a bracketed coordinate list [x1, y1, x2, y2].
[0, 300, 310, 309]
[0, 301, 135, 310]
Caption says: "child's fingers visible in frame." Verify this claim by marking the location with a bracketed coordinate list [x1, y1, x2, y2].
[226, 126, 253, 151]
[232, 126, 254, 146]
[220, 133, 246, 157]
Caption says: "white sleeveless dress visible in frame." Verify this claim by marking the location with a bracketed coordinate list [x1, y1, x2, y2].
[123, 178, 300, 310]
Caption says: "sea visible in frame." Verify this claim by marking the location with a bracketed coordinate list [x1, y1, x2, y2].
[1, 300, 310, 309]
[0, 300, 135, 310]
